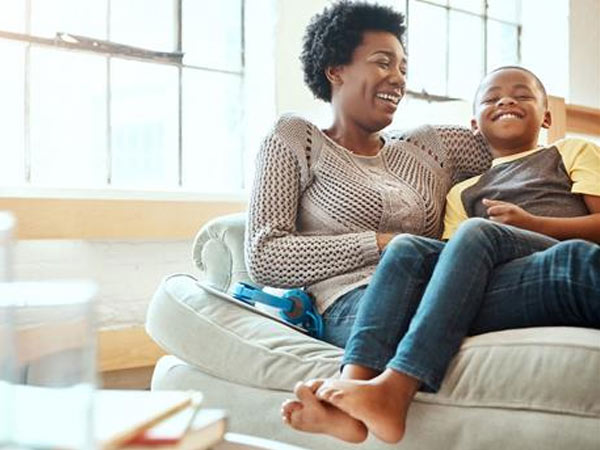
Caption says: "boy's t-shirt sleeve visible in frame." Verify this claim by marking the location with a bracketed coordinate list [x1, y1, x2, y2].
[442, 176, 480, 240]
[555, 138, 600, 196]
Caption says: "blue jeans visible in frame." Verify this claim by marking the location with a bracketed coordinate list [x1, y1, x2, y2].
[322, 218, 600, 392]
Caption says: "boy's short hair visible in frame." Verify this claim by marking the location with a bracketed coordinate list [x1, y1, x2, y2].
[301, 1, 406, 103]
[473, 66, 548, 111]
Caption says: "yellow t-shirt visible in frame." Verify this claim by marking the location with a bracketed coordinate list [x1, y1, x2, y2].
[443, 138, 600, 240]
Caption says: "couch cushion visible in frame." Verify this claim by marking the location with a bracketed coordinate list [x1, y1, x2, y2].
[147, 273, 600, 418]
[151, 355, 600, 450]
[146, 274, 342, 390]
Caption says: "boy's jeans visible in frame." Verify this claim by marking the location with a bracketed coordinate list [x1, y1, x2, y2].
[322, 218, 600, 392]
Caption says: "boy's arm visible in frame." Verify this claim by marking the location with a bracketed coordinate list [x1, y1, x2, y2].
[442, 176, 480, 240]
[442, 186, 470, 240]
[483, 196, 600, 243]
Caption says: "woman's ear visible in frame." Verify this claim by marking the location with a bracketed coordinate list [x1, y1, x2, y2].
[471, 118, 480, 135]
[325, 66, 343, 86]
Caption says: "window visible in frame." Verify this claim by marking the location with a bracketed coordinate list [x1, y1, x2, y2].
[0, 0, 245, 194]
[404, 0, 521, 101]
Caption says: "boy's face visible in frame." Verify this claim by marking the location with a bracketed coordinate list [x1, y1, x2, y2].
[471, 68, 551, 153]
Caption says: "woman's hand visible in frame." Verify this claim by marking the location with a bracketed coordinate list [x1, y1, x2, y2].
[482, 198, 538, 230]
[376, 233, 396, 252]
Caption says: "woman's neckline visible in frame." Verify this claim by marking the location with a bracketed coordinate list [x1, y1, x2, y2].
[319, 127, 388, 158]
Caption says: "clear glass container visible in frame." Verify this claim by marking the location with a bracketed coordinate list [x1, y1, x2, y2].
[0, 280, 97, 449]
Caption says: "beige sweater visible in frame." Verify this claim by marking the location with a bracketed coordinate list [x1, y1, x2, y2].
[245, 114, 491, 313]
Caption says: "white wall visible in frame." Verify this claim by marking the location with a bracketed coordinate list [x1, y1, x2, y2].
[275, 0, 332, 126]
[14, 239, 194, 328]
[521, 0, 570, 100]
[568, 0, 600, 108]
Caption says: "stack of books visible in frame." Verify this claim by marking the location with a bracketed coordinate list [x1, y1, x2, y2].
[97, 390, 228, 450]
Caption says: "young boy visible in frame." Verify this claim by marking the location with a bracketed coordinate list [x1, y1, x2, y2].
[444, 65, 600, 242]
[283, 66, 600, 445]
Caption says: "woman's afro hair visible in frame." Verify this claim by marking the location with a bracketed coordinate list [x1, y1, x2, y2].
[300, 1, 406, 102]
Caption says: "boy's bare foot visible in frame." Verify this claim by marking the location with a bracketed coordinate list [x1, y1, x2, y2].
[281, 379, 368, 443]
[316, 370, 419, 443]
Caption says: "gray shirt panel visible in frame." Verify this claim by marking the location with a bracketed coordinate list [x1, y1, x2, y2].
[462, 146, 589, 219]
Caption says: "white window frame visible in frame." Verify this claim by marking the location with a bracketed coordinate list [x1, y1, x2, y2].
[403, 0, 522, 102]
[0, 0, 246, 196]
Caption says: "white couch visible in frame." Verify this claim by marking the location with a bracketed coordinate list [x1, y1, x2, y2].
[146, 213, 600, 450]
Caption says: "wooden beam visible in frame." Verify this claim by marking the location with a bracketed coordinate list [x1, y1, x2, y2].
[0, 198, 246, 239]
[547, 95, 567, 142]
[98, 326, 166, 373]
[566, 103, 600, 136]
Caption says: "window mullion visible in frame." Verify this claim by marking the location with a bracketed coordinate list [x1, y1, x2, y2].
[484, 0, 489, 72]
[177, 0, 183, 187]
[445, 4, 450, 96]
[106, 0, 112, 185]
[24, 0, 31, 184]
[106, 57, 112, 186]
[517, 24, 522, 64]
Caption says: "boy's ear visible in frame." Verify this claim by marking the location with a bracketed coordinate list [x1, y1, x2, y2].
[470, 118, 480, 134]
[325, 66, 344, 86]
[541, 110, 552, 129]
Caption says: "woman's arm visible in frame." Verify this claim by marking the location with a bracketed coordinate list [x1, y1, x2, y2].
[483, 195, 600, 243]
[434, 125, 492, 181]
[246, 125, 379, 288]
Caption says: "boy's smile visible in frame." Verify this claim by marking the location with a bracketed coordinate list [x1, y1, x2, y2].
[492, 111, 524, 121]
[471, 68, 551, 157]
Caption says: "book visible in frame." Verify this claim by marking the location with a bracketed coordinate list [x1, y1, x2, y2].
[96, 389, 203, 450]
[123, 408, 228, 449]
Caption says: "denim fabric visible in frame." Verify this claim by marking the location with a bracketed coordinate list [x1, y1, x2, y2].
[321, 286, 366, 348]
[333, 218, 600, 392]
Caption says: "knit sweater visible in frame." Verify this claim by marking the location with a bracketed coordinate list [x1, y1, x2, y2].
[245, 114, 491, 313]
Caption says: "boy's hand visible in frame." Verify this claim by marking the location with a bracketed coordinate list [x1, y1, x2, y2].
[482, 198, 538, 230]
[376, 233, 396, 252]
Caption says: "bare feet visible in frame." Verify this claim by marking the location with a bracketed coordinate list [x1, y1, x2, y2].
[281, 379, 368, 443]
[316, 369, 419, 443]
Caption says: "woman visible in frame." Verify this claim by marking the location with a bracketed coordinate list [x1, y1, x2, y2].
[245, 1, 599, 444]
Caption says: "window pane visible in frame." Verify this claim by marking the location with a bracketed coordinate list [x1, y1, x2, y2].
[110, 0, 175, 51]
[365, 0, 407, 14]
[0, 0, 26, 33]
[182, 69, 242, 193]
[0, 39, 25, 185]
[407, 0, 448, 95]
[448, 11, 483, 100]
[31, 0, 107, 39]
[110, 59, 178, 188]
[449, 0, 483, 14]
[487, 0, 520, 22]
[30, 48, 107, 187]
[487, 21, 519, 71]
[182, 0, 242, 71]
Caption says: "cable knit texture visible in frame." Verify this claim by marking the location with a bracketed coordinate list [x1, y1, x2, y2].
[246, 114, 491, 313]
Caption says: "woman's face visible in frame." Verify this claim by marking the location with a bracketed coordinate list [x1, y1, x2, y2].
[330, 31, 407, 132]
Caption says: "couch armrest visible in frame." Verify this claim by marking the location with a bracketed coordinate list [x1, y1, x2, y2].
[191, 212, 252, 292]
